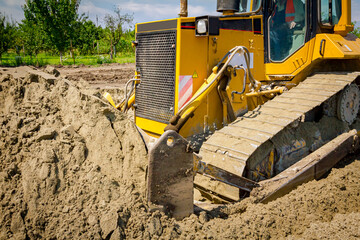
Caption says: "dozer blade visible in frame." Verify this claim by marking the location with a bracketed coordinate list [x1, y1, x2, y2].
[147, 130, 194, 220]
[147, 131, 259, 219]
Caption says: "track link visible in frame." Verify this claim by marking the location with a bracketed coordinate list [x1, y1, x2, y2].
[195, 72, 360, 202]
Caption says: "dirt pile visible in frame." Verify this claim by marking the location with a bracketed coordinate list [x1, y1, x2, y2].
[0, 67, 147, 239]
[0, 66, 359, 239]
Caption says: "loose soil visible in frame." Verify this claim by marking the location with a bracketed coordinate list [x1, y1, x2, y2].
[55, 63, 135, 88]
[0, 65, 359, 239]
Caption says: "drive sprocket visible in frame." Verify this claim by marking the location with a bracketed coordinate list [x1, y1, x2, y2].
[337, 84, 360, 125]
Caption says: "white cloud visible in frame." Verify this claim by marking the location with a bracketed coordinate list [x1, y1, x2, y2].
[116, 1, 218, 24]
[78, 1, 113, 26]
[79, 1, 109, 16]
[118, 2, 179, 21]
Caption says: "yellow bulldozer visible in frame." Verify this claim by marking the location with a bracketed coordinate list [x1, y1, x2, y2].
[105, 0, 360, 219]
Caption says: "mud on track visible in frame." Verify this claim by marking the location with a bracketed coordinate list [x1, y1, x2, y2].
[0, 66, 359, 239]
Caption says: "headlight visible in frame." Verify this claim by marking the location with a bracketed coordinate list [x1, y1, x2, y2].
[196, 19, 208, 34]
[195, 16, 219, 36]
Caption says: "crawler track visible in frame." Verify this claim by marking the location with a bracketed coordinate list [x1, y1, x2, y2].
[195, 72, 360, 202]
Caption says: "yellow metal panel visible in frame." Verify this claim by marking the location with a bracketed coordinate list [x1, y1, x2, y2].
[179, 87, 224, 138]
[176, 18, 209, 114]
[176, 20, 266, 139]
[135, 117, 167, 137]
[265, 40, 311, 76]
[286, 38, 317, 86]
[179, 102, 208, 138]
[312, 34, 360, 60]
[175, 20, 182, 113]
[175, 16, 266, 139]
[334, 0, 354, 36]
[208, 28, 265, 80]
[225, 69, 248, 116]
[181, 17, 196, 23]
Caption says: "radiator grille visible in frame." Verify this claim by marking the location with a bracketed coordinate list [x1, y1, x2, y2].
[135, 30, 177, 123]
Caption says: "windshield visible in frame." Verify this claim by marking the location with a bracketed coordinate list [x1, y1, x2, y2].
[239, 0, 262, 13]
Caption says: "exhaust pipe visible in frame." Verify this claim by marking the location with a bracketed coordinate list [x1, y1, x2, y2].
[217, 0, 239, 14]
[179, 0, 188, 17]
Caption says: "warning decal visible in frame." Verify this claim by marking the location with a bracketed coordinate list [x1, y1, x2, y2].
[178, 75, 193, 109]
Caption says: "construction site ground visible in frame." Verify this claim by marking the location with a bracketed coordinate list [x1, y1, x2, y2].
[0, 64, 359, 239]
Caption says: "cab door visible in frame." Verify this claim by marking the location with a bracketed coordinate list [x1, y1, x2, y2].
[264, 0, 312, 78]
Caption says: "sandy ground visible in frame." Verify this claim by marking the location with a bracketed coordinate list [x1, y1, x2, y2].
[55, 63, 135, 89]
[0, 65, 359, 239]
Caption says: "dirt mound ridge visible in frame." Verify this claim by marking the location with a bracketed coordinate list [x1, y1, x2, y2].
[0, 67, 147, 239]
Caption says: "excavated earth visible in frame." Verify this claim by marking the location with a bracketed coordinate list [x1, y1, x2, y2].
[0, 65, 359, 239]
[55, 63, 135, 89]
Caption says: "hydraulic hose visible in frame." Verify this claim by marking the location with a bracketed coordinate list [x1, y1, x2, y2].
[119, 78, 137, 112]
[165, 46, 261, 133]
[179, 46, 259, 115]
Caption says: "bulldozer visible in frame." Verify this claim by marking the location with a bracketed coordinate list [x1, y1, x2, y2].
[105, 0, 360, 219]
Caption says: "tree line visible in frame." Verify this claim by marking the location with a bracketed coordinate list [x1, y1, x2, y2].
[0, 0, 134, 65]
[1, 1, 360, 66]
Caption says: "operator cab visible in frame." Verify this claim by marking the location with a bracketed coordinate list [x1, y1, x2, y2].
[269, 0, 306, 61]
[218, 0, 345, 62]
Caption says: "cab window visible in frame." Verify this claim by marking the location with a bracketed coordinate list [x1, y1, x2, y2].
[239, 0, 262, 12]
[269, 0, 306, 62]
[252, 0, 262, 11]
[320, 0, 342, 25]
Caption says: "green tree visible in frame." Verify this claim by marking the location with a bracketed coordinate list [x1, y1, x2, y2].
[104, 8, 133, 59]
[352, 22, 360, 38]
[75, 18, 103, 55]
[23, 0, 83, 64]
[19, 19, 46, 63]
[11, 26, 21, 56]
[0, 13, 15, 63]
[116, 29, 135, 55]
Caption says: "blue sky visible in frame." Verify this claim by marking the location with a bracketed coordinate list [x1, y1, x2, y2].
[0, 0, 359, 27]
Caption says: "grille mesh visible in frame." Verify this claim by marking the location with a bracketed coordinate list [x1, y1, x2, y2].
[135, 30, 176, 123]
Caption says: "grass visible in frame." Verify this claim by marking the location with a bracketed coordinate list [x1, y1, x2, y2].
[0, 51, 135, 67]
